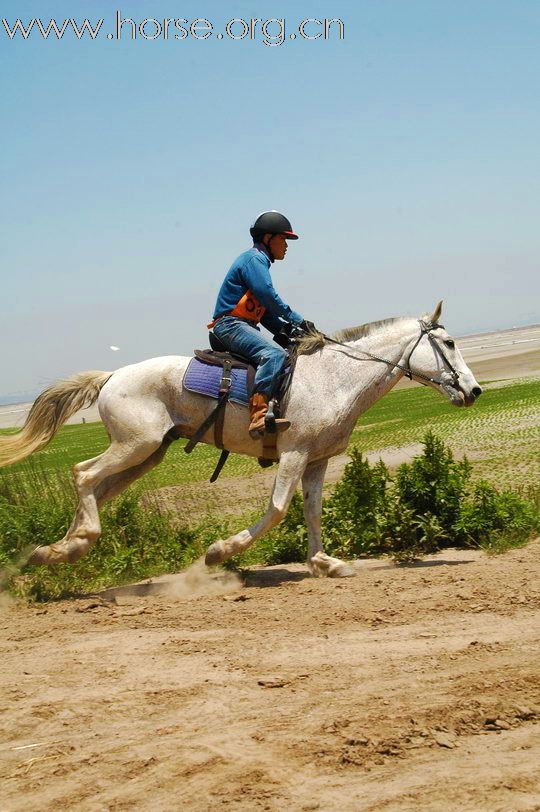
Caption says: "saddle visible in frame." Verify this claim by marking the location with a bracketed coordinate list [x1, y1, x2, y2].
[184, 351, 254, 406]
[181, 334, 292, 482]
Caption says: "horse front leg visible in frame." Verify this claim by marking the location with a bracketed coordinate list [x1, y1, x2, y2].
[302, 458, 355, 578]
[205, 450, 308, 566]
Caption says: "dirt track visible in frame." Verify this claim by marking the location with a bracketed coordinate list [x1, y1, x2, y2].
[2, 542, 540, 811]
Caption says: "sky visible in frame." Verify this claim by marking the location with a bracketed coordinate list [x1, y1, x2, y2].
[1, 0, 539, 402]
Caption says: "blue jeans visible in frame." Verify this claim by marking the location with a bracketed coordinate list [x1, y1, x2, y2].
[213, 316, 288, 397]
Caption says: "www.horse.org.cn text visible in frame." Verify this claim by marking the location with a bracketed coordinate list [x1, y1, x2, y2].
[1, 14, 345, 46]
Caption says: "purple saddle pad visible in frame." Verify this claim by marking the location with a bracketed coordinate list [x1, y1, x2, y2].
[183, 357, 249, 405]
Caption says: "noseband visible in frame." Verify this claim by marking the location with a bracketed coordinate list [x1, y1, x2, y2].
[323, 320, 461, 388]
[401, 320, 461, 386]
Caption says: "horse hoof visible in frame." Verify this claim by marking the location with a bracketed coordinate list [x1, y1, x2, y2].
[27, 540, 91, 566]
[309, 552, 356, 579]
[205, 541, 226, 566]
[328, 561, 356, 578]
[27, 545, 49, 566]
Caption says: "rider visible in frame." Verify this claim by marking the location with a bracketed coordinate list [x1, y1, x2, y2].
[208, 211, 316, 438]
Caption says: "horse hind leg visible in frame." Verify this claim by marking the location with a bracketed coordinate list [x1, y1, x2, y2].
[28, 435, 164, 566]
[94, 439, 173, 507]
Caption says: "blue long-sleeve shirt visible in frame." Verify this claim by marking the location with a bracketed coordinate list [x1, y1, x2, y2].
[211, 244, 303, 333]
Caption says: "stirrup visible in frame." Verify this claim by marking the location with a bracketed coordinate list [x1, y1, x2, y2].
[264, 398, 290, 434]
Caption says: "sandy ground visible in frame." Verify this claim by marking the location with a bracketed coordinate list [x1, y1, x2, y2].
[1, 324, 539, 429]
[1, 542, 540, 811]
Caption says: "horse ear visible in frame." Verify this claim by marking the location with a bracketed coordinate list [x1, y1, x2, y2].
[430, 300, 443, 324]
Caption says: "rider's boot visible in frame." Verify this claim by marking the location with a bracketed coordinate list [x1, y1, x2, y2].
[248, 393, 290, 439]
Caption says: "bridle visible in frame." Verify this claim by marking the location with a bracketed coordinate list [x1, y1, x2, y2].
[321, 320, 461, 389]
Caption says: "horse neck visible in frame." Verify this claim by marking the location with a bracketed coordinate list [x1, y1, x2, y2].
[318, 318, 419, 417]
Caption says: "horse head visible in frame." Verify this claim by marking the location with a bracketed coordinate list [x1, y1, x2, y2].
[406, 300, 482, 407]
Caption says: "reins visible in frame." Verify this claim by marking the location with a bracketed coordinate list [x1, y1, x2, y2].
[320, 320, 460, 388]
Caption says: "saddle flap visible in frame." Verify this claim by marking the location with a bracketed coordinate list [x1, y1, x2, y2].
[194, 349, 251, 370]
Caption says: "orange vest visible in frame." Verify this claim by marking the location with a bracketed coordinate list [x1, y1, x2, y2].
[208, 289, 266, 328]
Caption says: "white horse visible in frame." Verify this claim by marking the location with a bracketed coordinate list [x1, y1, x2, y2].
[0, 301, 481, 577]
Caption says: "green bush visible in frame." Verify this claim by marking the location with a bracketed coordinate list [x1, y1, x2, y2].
[455, 481, 538, 550]
[255, 431, 539, 565]
[322, 451, 390, 558]
[0, 464, 76, 568]
[393, 433, 471, 546]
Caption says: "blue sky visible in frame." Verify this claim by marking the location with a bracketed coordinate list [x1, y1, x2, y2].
[1, 0, 539, 401]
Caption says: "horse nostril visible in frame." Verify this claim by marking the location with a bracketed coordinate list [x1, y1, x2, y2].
[472, 386, 482, 398]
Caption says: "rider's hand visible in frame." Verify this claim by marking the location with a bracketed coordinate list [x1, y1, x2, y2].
[300, 319, 317, 334]
[273, 331, 291, 348]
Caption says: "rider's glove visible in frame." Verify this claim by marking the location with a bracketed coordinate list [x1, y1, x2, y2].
[300, 319, 317, 334]
[273, 331, 291, 349]
[274, 320, 306, 347]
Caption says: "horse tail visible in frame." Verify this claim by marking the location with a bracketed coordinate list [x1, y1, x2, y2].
[0, 371, 112, 468]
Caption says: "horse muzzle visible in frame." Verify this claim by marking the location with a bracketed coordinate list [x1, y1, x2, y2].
[443, 378, 482, 407]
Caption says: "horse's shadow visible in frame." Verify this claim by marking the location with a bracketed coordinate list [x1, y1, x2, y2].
[239, 567, 311, 589]
[237, 557, 475, 586]
[90, 556, 474, 603]
[378, 558, 476, 570]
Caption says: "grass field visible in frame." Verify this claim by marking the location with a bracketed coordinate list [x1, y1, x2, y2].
[1, 378, 539, 492]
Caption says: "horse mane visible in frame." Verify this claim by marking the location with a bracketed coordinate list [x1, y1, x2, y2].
[333, 316, 408, 343]
[295, 316, 407, 355]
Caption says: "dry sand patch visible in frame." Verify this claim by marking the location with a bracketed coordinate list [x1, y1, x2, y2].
[1, 542, 539, 811]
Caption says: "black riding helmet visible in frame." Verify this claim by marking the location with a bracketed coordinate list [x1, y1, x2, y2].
[250, 211, 299, 243]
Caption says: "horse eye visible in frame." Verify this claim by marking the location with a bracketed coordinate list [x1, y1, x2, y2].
[444, 339, 455, 349]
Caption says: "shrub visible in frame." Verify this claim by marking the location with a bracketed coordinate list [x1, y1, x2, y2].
[0, 464, 76, 569]
[393, 433, 471, 546]
[455, 481, 538, 549]
[323, 452, 390, 558]
[253, 432, 539, 565]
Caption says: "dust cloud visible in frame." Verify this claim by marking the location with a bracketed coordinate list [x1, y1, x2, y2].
[158, 556, 242, 599]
